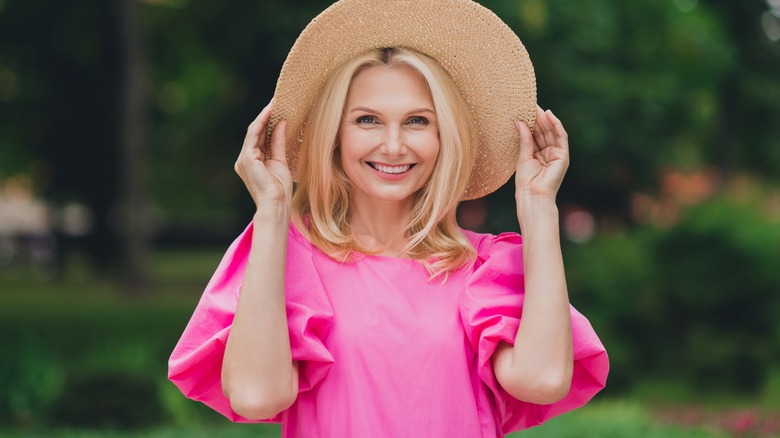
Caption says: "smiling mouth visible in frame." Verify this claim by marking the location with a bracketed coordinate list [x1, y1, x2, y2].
[367, 162, 415, 174]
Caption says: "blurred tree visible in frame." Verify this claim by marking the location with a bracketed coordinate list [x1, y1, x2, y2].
[140, 0, 332, 242]
[484, 0, 740, 230]
[701, 0, 780, 183]
[116, 0, 151, 293]
[0, 0, 122, 271]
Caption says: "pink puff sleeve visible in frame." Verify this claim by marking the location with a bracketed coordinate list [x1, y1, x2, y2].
[460, 231, 609, 433]
[167, 222, 334, 422]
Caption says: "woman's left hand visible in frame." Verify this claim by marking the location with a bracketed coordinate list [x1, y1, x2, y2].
[497, 106, 574, 404]
[514, 105, 570, 202]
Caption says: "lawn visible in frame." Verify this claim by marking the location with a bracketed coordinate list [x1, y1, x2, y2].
[2, 400, 730, 437]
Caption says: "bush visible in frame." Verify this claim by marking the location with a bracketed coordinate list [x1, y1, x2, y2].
[653, 198, 780, 392]
[0, 248, 226, 430]
[0, 306, 194, 429]
[566, 196, 780, 395]
[48, 372, 164, 429]
[566, 227, 661, 392]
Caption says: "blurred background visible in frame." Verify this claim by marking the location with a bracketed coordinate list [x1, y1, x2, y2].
[1, 0, 779, 436]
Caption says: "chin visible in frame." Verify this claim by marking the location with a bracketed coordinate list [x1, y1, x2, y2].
[359, 185, 423, 204]
[370, 190, 418, 203]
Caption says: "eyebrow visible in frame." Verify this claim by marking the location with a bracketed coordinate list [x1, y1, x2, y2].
[348, 106, 435, 115]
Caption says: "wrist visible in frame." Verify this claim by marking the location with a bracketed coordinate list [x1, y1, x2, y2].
[516, 196, 559, 232]
[253, 208, 291, 229]
[516, 193, 558, 215]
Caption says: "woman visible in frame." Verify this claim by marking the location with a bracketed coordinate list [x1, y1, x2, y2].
[169, 1, 608, 437]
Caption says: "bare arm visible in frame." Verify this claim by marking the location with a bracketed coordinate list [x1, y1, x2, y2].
[492, 106, 574, 405]
[221, 103, 298, 419]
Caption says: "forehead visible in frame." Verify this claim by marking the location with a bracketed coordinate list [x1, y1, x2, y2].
[346, 65, 433, 107]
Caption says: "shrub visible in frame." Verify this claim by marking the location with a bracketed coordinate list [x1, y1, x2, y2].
[0, 307, 193, 428]
[48, 372, 164, 429]
[566, 196, 780, 395]
[653, 198, 780, 393]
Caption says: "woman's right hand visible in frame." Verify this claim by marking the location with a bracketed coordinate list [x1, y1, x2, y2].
[234, 102, 292, 219]
[226, 102, 299, 419]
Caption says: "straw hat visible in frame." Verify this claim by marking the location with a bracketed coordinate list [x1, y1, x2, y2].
[269, 0, 536, 200]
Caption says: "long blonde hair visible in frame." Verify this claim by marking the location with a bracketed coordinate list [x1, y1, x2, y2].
[292, 47, 477, 278]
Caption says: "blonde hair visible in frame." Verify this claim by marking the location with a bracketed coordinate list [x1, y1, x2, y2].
[292, 47, 477, 278]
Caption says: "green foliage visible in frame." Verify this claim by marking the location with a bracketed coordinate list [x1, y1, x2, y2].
[566, 226, 661, 391]
[2, 340, 66, 428]
[0, 279, 193, 428]
[2, 424, 281, 438]
[567, 195, 780, 395]
[2, 0, 780, 249]
[515, 400, 729, 438]
[139, 0, 332, 219]
[0, 248, 240, 430]
[483, 0, 780, 224]
[509, 0, 736, 201]
[654, 198, 780, 392]
[9, 0, 778, 216]
[0, 401, 728, 437]
[0, 310, 185, 429]
[48, 372, 164, 430]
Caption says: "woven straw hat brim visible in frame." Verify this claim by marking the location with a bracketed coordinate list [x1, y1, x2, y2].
[269, 0, 536, 200]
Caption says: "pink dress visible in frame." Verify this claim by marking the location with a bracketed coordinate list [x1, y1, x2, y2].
[168, 221, 608, 437]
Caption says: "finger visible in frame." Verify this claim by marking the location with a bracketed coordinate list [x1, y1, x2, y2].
[537, 107, 557, 150]
[546, 110, 570, 155]
[269, 120, 288, 164]
[544, 109, 559, 147]
[515, 121, 535, 163]
[533, 105, 549, 150]
[534, 150, 548, 166]
[241, 103, 273, 160]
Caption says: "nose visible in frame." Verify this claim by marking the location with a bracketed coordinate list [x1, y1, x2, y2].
[380, 125, 404, 157]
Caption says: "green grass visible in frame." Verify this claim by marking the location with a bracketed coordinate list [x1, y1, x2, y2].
[514, 400, 729, 437]
[0, 249, 223, 431]
[1, 400, 729, 437]
[0, 424, 280, 438]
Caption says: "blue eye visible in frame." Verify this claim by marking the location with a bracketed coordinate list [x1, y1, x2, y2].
[356, 115, 377, 125]
[408, 116, 429, 126]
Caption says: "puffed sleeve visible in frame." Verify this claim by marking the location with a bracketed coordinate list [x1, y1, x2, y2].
[459, 232, 609, 433]
[167, 222, 334, 422]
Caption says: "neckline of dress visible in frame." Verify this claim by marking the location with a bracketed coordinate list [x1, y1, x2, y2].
[289, 218, 422, 264]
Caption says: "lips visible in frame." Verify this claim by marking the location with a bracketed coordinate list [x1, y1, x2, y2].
[367, 162, 415, 174]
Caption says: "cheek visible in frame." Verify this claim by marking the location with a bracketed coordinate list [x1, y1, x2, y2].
[339, 129, 378, 157]
[412, 131, 441, 160]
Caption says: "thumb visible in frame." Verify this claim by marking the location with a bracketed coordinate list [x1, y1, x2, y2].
[515, 121, 535, 164]
[269, 120, 288, 164]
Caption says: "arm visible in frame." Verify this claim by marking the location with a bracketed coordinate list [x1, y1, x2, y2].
[492, 106, 574, 405]
[222, 103, 298, 419]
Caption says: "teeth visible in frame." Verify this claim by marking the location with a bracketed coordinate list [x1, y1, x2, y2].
[371, 163, 411, 174]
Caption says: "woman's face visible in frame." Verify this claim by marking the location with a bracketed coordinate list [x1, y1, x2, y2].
[338, 64, 440, 206]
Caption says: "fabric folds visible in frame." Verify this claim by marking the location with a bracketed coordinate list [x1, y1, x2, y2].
[169, 224, 609, 436]
[459, 232, 609, 434]
[167, 222, 334, 422]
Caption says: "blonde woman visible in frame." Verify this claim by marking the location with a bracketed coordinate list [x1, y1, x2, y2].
[169, 1, 608, 437]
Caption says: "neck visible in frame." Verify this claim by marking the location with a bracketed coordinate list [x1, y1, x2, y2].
[349, 192, 415, 256]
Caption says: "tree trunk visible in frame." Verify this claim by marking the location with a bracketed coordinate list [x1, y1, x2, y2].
[115, 0, 150, 295]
